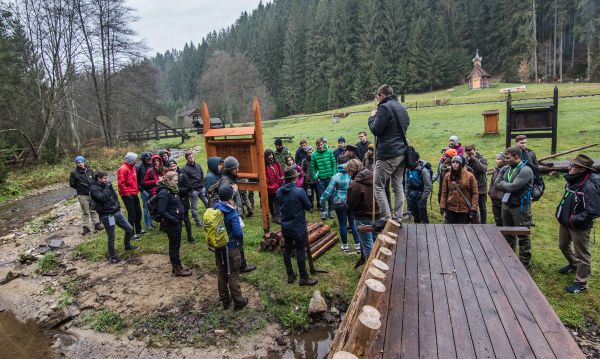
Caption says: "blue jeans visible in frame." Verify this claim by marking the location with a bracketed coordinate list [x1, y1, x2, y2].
[101, 211, 133, 258]
[406, 191, 429, 224]
[334, 206, 360, 246]
[317, 179, 334, 215]
[140, 191, 152, 228]
[354, 218, 375, 257]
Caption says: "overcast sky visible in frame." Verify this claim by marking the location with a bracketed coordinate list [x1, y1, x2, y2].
[126, 0, 265, 55]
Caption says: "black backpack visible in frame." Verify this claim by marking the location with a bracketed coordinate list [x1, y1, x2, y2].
[525, 161, 545, 201]
[147, 195, 162, 222]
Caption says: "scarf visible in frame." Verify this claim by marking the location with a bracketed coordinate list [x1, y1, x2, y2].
[164, 182, 179, 193]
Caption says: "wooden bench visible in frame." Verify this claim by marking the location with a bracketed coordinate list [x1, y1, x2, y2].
[273, 135, 294, 142]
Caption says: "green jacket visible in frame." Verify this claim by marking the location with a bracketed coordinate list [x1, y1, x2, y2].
[274, 147, 291, 166]
[310, 147, 336, 180]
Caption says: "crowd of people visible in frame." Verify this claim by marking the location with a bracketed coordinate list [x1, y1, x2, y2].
[69, 85, 599, 312]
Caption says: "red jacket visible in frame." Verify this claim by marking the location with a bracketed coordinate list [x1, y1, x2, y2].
[117, 162, 138, 196]
[143, 167, 165, 196]
[266, 161, 284, 194]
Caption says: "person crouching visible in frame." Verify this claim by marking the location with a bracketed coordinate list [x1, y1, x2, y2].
[157, 171, 192, 277]
[214, 184, 249, 310]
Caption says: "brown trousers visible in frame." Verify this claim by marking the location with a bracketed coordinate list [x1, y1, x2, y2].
[559, 224, 592, 287]
[215, 247, 244, 305]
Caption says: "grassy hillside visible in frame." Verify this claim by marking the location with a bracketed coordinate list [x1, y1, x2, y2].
[63, 83, 600, 336]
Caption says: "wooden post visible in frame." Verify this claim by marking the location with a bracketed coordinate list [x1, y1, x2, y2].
[253, 97, 271, 232]
[362, 279, 386, 309]
[343, 306, 382, 356]
[376, 247, 392, 262]
[382, 219, 401, 235]
[377, 234, 396, 250]
[361, 305, 381, 319]
[505, 90, 512, 149]
[371, 259, 389, 273]
[366, 267, 386, 281]
[552, 85, 558, 154]
[332, 352, 358, 359]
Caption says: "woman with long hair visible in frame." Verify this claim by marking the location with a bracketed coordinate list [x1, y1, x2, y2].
[440, 156, 479, 224]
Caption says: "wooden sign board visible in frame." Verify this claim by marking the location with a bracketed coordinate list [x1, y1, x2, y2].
[202, 97, 270, 232]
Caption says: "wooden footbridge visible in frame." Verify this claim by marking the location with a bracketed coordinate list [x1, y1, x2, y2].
[329, 223, 585, 359]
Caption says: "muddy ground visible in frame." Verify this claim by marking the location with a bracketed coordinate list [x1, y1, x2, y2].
[0, 196, 293, 358]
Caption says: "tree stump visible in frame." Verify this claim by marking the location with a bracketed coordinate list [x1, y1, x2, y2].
[343, 306, 382, 356]
[376, 247, 392, 263]
[383, 219, 401, 235]
[371, 258, 389, 273]
[366, 267, 385, 281]
[361, 279, 386, 309]
[332, 352, 358, 359]
[378, 234, 397, 250]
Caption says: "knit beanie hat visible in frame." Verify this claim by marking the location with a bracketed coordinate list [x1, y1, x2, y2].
[75, 155, 86, 164]
[449, 135, 459, 143]
[496, 152, 506, 160]
[124, 152, 138, 164]
[445, 148, 458, 157]
[451, 155, 464, 165]
[218, 184, 234, 202]
[306, 146, 313, 152]
[224, 156, 239, 170]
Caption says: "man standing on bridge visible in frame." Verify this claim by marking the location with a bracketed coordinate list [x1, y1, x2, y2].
[368, 84, 410, 228]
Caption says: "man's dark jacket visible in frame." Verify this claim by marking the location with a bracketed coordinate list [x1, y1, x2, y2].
[156, 185, 185, 225]
[466, 152, 488, 195]
[276, 182, 312, 238]
[177, 169, 192, 199]
[347, 168, 379, 219]
[204, 157, 222, 191]
[70, 166, 94, 195]
[89, 181, 120, 216]
[368, 95, 410, 160]
[136, 162, 151, 191]
[295, 148, 308, 166]
[556, 172, 600, 230]
[183, 162, 205, 191]
[355, 140, 371, 161]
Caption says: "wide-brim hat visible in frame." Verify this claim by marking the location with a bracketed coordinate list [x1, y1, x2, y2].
[570, 154, 596, 171]
[346, 144, 358, 153]
[284, 167, 299, 179]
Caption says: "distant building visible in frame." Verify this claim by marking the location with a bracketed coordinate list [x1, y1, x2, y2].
[467, 50, 490, 89]
[178, 108, 200, 128]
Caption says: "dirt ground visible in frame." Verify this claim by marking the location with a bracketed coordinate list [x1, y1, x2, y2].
[0, 198, 288, 358]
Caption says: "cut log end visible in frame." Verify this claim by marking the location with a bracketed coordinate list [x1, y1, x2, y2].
[366, 267, 385, 281]
[376, 247, 392, 262]
[371, 258, 389, 272]
[361, 305, 381, 319]
[332, 351, 359, 359]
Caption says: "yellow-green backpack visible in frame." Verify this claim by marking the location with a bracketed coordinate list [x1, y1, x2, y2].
[203, 208, 228, 249]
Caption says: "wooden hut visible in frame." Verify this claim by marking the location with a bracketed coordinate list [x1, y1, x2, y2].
[467, 50, 490, 89]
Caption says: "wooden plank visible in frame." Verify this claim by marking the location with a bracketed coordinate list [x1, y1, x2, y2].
[483, 226, 585, 359]
[468, 225, 536, 358]
[204, 127, 255, 137]
[401, 225, 419, 357]
[417, 224, 437, 359]
[457, 225, 515, 359]
[498, 227, 531, 236]
[436, 224, 476, 359]
[473, 226, 556, 358]
[426, 224, 456, 359]
[382, 225, 409, 358]
[444, 225, 495, 358]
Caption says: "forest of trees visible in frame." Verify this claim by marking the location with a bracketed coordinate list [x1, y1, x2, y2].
[0, 0, 163, 162]
[154, 0, 600, 119]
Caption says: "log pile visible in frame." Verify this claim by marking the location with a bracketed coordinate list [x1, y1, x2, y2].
[327, 219, 401, 358]
[260, 223, 339, 261]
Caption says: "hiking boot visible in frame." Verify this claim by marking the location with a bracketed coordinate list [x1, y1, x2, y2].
[329, 211, 335, 219]
[565, 283, 587, 294]
[233, 297, 249, 311]
[173, 266, 192, 277]
[240, 263, 257, 273]
[187, 237, 196, 244]
[559, 264, 577, 275]
[299, 277, 318, 286]
[321, 212, 327, 221]
[131, 235, 141, 241]
[109, 256, 121, 264]
[195, 220, 204, 227]
[94, 223, 104, 231]
[124, 245, 139, 250]
[355, 243, 361, 253]
[222, 300, 231, 310]
[341, 244, 349, 253]
[245, 210, 254, 218]
[287, 272, 297, 284]
[82, 226, 91, 236]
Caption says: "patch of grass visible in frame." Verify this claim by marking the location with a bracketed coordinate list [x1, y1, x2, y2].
[35, 252, 59, 274]
[59, 276, 81, 309]
[90, 309, 125, 333]
[26, 213, 54, 234]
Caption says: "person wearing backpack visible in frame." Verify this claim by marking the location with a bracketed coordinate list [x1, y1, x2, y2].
[405, 152, 432, 224]
[204, 157, 223, 191]
[346, 159, 379, 258]
[494, 147, 534, 268]
[319, 163, 361, 253]
[90, 171, 138, 263]
[488, 152, 507, 226]
[156, 171, 192, 277]
[143, 155, 166, 197]
[440, 156, 479, 224]
[555, 154, 600, 294]
[167, 160, 195, 243]
[117, 152, 143, 238]
[515, 135, 538, 168]
[69, 155, 102, 235]
[213, 184, 248, 310]
[276, 167, 318, 286]
[465, 144, 489, 224]
[183, 150, 207, 227]
[302, 146, 320, 212]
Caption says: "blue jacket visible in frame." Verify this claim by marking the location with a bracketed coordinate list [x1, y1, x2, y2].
[204, 157, 222, 191]
[276, 182, 312, 238]
[214, 201, 242, 248]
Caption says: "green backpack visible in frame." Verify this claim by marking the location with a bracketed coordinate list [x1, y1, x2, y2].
[203, 208, 228, 249]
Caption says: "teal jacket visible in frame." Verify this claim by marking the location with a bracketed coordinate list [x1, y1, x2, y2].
[310, 147, 336, 180]
[319, 164, 351, 206]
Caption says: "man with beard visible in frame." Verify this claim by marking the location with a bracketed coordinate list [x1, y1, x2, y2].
[555, 154, 600, 294]
[495, 147, 534, 268]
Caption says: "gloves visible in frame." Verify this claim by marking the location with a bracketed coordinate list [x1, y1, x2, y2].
[469, 211, 478, 219]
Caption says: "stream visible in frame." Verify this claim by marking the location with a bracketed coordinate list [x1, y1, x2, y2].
[0, 311, 57, 359]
